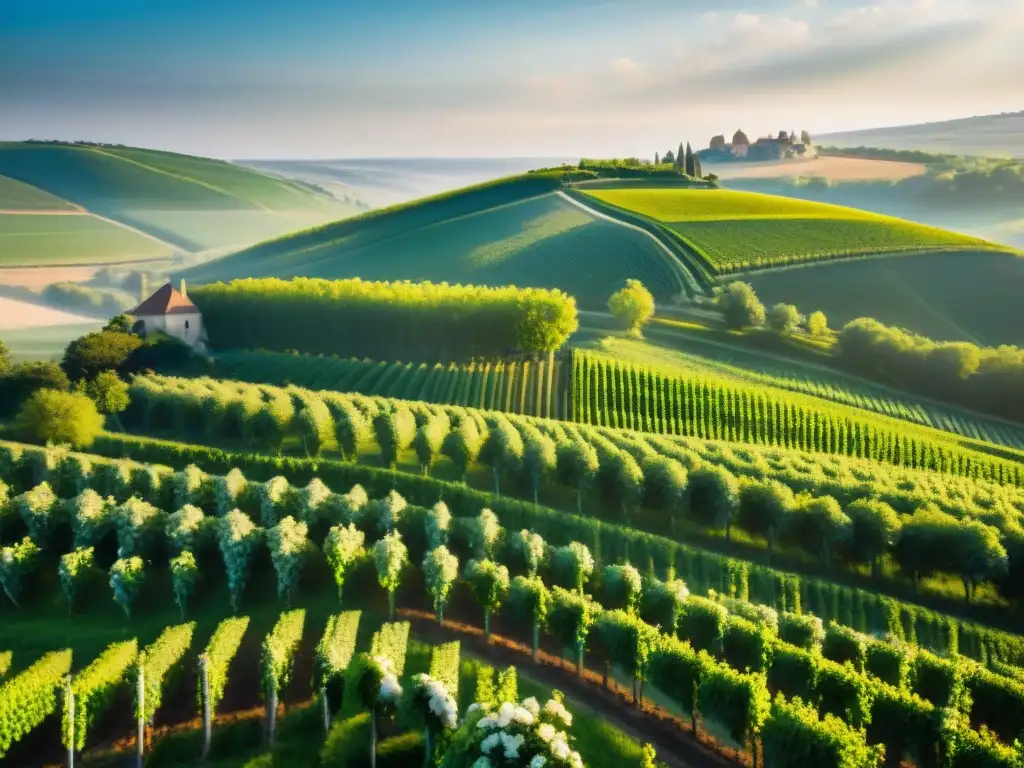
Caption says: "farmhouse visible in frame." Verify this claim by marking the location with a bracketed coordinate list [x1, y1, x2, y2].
[128, 279, 206, 349]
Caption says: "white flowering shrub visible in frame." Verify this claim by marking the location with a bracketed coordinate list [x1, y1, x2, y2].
[109, 556, 145, 618]
[298, 478, 331, 525]
[374, 532, 408, 619]
[322, 484, 369, 527]
[371, 490, 408, 535]
[69, 489, 111, 549]
[171, 464, 206, 509]
[212, 468, 247, 516]
[346, 652, 403, 714]
[443, 695, 583, 768]
[323, 523, 365, 601]
[469, 508, 501, 559]
[423, 545, 459, 621]
[407, 672, 459, 755]
[112, 497, 163, 557]
[426, 501, 452, 549]
[16, 482, 58, 545]
[166, 504, 205, 554]
[267, 516, 309, 605]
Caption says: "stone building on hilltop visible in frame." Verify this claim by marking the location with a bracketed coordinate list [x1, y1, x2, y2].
[128, 279, 206, 349]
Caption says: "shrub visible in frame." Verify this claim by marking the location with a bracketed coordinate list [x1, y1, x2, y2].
[678, 596, 728, 653]
[762, 694, 884, 768]
[15, 389, 104, 448]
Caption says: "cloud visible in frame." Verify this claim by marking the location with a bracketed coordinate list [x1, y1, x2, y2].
[609, 57, 638, 74]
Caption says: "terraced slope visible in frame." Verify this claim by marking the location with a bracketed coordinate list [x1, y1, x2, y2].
[185, 177, 690, 309]
[0, 213, 172, 266]
[583, 187, 1011, 273]
[0, 176, 76, 211]
[0, 142, 355, 254]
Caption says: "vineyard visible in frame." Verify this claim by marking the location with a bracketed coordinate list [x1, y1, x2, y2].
[195, 349, 568, 419]
[1, 440, 1022, 767]
[569, 350, 1024, 484]
[580, 188, 1011, 273]
[595, 335, 1024, 451]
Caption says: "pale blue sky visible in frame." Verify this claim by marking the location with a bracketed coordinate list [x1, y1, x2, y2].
[1, 0, 1021, 158]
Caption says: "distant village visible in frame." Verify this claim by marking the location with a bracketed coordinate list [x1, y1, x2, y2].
[698, 129, 813, 162]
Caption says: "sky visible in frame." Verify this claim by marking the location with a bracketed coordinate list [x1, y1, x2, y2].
[1, 0, 1022, 159]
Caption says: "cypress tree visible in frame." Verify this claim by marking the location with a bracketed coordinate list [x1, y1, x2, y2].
[676, 142, 684, 170]
[685, 142, 696, 176]
[654, 151, 660, 165]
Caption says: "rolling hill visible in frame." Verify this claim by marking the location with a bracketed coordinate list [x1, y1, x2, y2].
[183, 173, 693, 309]
[581, 187, 1011, 273]
[0, 142, 359, 262]
[817, 111, 1024, 158]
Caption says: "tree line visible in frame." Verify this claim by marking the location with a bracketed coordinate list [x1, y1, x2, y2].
[189, 277, 579, 362]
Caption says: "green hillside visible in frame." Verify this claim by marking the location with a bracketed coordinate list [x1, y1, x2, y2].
[0, 176, 75, 211]
[583, 188, 1010, 272]
[0, 142, 357, 255]
[0, 213, 172, 266]
[184, 175, 691, 309]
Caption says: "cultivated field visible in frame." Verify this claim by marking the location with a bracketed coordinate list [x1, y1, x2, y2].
[743, 249, 1024, 345]
[705, 155, 927, 182]
[0, 143, 354, 257]
[188, 191, 687, 309]
[582, 188, 1006, 273]
[0, 212, 173, 267]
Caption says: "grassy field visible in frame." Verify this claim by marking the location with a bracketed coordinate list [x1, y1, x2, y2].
[587, 334, 1024, 451]
[582, 187, 1007, 273]
[187, 191, 688, 309]
[0, 143, 353, 256]
[0, 212, 174, 266]
[0, 320, 103, 360]
[0, 176, 76, 210]
[742, 249, 1024, 345]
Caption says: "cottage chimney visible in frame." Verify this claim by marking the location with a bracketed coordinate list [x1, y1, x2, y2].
[140, 273, 148, 304]
[180, 278, 187, 298]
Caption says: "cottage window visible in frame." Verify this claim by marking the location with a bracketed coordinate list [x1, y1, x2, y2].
[185, 320, 190, 330]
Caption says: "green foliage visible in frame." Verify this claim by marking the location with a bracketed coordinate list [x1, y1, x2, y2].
[479, 417, 523, 495]
[738, 478, 793, 553]
[67, 489, 112, 550]
[552, 541, 595, 593]
[912, 650, 971, 710]
[697, 662, 771, 744]
[200, 616, 250, 716]
[678, 596, 728, 653]
[262, 609, 306, 697]
[296, 398, 334, 458]
[717, 281, 766, 329]
[495, 665, 518, 704]
[814, 658, 875, 728]
[443, 417, 484, 481]
[649, 635, 707, 718]
[324, 523, 366, 601]
[864, 683, 938, 768]
[964, 664, 1024, 744]
[779, 613, 824, 651]
[61, 331, 141, 381]
[15, 389, 104, 448]
[721, 615, 773, 673]
[640, 577, 689, 635]
[686, 464, 740, 536]
[169, 550, 199, 618]
[109, 556, 145, 617]
[762, 694, 884, 768]
[768, 641, 819, 702]
[548, 586, 601, 662]
[315, 611, 361, 690]
[369, 621, 411, 676]
[375, 532, 409, 616]
[15, 481, 58, 544]
[504, 528, 546, 577]
[374, 405, 417, 470]
[189, 277, 579, 359]
[65, 639, 138, 751]
[609, 279, 656, 333]
[165, 504, 205, 554]
[137, 622, 195, 722]
[601, 563, 643, 613]
[767, 303, 803, 336]
[508, 574, 552, 628]
[845, 499, 901, 574]
[58, 546, 95, 612]
[785, 495, 852, 563]
[864, 637, 913, 689]
[414, 412, 450, 475]
[78, 370, 130, 417]
[0, 649, 73, 758]
[592, 609, 658, 683]
[823, 622, 867, 672]
[464, 558, 510, 634]
[806, 310, 829, 337]
[217, 509, 262, 612]
[466, 507, 501, 559]
[112, 496, 164, 557]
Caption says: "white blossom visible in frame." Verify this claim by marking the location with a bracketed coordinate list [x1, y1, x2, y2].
[481, 733, 502, 754]
[543, 699, 573, 727]
[522, 697, 540, 716]
[529, 757, 548, 768]
[537, 723, 556, 742]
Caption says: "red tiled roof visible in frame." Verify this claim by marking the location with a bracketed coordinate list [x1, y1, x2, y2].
[129, 283, 199, 317]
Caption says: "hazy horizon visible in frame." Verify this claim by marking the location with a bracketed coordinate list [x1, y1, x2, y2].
[2, 0, 1023, 159]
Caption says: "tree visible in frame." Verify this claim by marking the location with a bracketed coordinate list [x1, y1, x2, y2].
[478, 418, 523, 496]
[423, 546, 459, 622]
[685, 142, 696, 176]
[62, 331, 141, 381]
[443, 418, 483, 483]
[800, 130, 812, 145]
[676, 142, 685, 170]
[767, 303, 803, 336]
[737, 479, 793, 558]
[323, 524, 365, 601]
[0, 338, 10, 373]
[374, 532, 408, 620]
[508, 575, 550, 662]
[654, 151, 660, 165]
[0, 361, 71, 417]
[663, 149, 676, 166]
[715, 282, 766, 330]
[16, 389, 104, 448]
[414, 412, 450, 476]
[464, 559, 509, 640]
[556, 439, 599, 515]
[785, 496, 851, 566]
[373, 406, 416, 469]
[806, 310, 829, 337]
[521, 427, 557, 506]
[844, 499, 900, 578]
[687, 465, 741, 539]
[642, 456, 687, 535]
[78, 370, 129, 428]
[608, 279, 655, 335]
[103, 314, 133, 334]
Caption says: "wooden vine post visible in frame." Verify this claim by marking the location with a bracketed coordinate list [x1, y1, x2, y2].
[135, 655, 145, 768]
[200, 654, 212, 761]
[266, 671, 278, 747]
[65, 677, 75, 768]
[321, 685, 330, 733]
